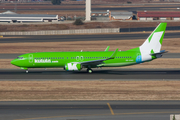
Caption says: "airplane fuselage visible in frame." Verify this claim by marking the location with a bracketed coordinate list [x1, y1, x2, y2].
[11, 50, 149, 69]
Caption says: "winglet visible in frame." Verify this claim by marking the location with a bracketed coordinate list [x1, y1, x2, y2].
[105, 46, 110, 51]
[108, 48, 118, 59]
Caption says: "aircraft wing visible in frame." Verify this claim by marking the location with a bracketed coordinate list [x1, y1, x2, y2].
[81, 48, 118, 66]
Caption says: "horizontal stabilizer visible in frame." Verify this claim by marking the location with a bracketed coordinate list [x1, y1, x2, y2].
[150, 50, 168, 58]
[150, 50, 168, 56]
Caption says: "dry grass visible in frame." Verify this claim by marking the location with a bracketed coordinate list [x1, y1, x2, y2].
[1, 58, 180, 69]
[0, 81, 180, 101]
[0, 38, 179, 53]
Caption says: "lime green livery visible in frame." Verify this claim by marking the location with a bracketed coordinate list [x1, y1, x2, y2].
[11, 23, 167, 73]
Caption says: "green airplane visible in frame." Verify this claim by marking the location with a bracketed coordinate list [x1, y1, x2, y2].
[11, 23, 167, 73]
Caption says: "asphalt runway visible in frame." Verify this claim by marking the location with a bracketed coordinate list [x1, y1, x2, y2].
[1, 101, 180, 120]
[0, 32, 179, 43]
[0, 68, 179, 80]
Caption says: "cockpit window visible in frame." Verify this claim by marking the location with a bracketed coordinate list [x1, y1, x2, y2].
[17, 57, 23, 59]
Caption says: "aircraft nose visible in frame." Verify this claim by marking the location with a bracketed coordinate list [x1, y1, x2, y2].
[11, 59, 17, 66]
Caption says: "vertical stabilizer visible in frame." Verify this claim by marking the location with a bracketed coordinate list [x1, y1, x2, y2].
[139, 23, 167, 61]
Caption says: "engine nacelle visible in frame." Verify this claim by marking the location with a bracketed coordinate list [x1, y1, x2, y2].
[64, 63, 82, 71]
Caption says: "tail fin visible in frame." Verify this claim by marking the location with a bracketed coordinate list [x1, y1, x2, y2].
[140, 23, 167, 52]
[139, 23, 167, 61]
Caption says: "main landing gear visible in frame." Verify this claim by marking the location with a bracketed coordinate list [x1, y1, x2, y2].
[87, 68, 93, 73]
[26, 70, 28, 73]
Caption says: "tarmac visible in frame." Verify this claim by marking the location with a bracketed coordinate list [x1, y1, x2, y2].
[0, 68, 179, 80]
[0, 101, 180, 120]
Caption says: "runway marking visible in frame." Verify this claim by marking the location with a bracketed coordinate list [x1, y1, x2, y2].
[107, 103, 114, 115]
[14, 111, 180, 120]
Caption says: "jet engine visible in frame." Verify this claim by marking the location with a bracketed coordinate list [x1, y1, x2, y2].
[64, 63, 82, 71]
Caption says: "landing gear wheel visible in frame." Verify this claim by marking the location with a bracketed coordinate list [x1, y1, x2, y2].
[87, 68, 93, 73]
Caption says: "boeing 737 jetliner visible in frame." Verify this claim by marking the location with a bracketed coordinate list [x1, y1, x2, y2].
[11, 23, 167, 73]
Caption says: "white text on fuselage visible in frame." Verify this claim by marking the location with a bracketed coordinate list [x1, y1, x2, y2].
[35, 59, 51, 63]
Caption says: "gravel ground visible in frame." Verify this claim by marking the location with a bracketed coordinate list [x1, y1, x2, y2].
[1, 80, 180, 101]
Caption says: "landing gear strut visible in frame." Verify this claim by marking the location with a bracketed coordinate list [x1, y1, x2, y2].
[87, 68, 93, 73]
